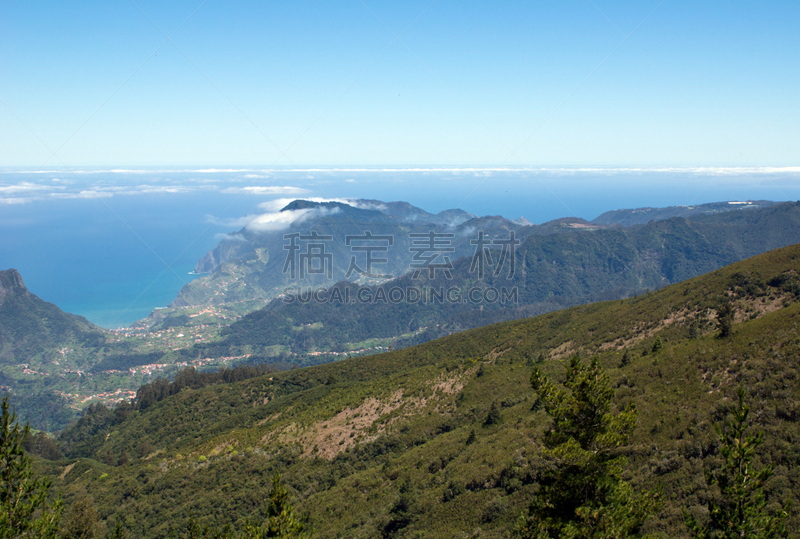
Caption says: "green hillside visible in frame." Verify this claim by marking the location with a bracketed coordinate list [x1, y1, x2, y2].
[0, 269, 102, 362]
[591, 199, 777, 226]
[0, 269, 108, 430]
[42, 243, 800, 537]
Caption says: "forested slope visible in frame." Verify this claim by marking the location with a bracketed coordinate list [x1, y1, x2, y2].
[42, 242, 800, 538]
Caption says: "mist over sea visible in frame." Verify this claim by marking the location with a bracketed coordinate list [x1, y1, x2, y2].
[1, 167, 798, 328]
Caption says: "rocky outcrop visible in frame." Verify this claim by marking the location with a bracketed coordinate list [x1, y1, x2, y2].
[0, 268, 99, 359]
[0, 269, 28, 305]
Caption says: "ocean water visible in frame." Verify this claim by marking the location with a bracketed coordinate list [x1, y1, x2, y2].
[1, 167, 798, 328]
[0, 191, 255, 328]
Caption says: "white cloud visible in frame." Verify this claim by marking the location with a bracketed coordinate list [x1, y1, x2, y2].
[247, 209, 314, 231]
[195, 168, 254, 173]
[119, 185, 193, 195]
[0, 182, 54, 193]
[0, 197, 34, 204]
[221, 185, 310, 195]
[6, 166, 800, 176]
[349, 200, 387, 212]
[214, 232, 248, 242]
[245, 203, 343, 232]
[459, 226, 477, 237]
[51, 190, 113, 199]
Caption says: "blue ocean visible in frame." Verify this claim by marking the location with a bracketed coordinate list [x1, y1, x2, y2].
[0, 190, 253, 328]
[1, 167, 798, 328]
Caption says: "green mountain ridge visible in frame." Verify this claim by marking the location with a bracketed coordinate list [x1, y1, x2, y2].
[0, 271, 247, 431]
[0, 269, 108, 430]
[168, 200, 515, 319]
[177, 198, 779, 321]
[2, 199, 799, 434]
[591, 199, 778, 226]
[0, 268, 101, 362]
[188, 200, 800, 359]
[43, 242, 800, 538]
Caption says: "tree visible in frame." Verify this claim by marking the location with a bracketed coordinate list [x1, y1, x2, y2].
[107, 519, 125, 539]
[684, 387, 790, 538]
[688, 318, 701, 339]
[0, 395, 62, 538]
[22, 432, 62, 461]
[619, 349, 631, 368]
[484, 402, 501, 426]
[515, 356, 660, 538]
[465, 429, 477, 445]
[171, 515, 231, 539]
[60, 496, 99, 539]
[244, 474, 309, 538]
[651, 336, 663, 354]
[716, 301, 734, 338]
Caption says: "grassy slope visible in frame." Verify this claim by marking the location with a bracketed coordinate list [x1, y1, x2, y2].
[43, 244, 800, 538]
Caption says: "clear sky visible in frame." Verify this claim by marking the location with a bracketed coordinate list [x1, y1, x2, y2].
[1, 0, 798, 167]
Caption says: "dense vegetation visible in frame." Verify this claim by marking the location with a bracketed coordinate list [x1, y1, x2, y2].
[683, 387, 790, 538]
[0, 269, 107, 430]
[515, 357, 661, 538]
[58, 364, 281, 459]
[0, 269, 102, 364]
[29, 242, 800, 537]
[0, 395, 63, 537]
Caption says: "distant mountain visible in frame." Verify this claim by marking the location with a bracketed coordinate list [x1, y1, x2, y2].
[178, 199, 782, 326]
[592, 199, 777, 226]
[0, 269, 106, 430]
[192, 199, 477, 275]
[349, 199, 475, 226]
[512, 216, 533, 226]
[0, 269, 101, 364]
[166, 199, 506, 317]
[207, 201, 800, 357]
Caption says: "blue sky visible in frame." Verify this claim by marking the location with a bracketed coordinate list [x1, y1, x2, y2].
[1, 0, 798, 167]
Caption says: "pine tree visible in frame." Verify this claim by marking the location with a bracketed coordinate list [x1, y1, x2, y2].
[717, 301, 734, 338]
[245, 474, 309, 538]
[0, 395, 62, 538]
[515, 356, 660, 538]
[484, 402, 501, 426]
[619, 349, 631, 368]
[651, 336, 663, 354]
[684, 387, 790, 538]
[108, 519, 125, 539]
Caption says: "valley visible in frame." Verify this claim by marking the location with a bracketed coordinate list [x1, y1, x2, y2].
[3, 198, 800, 432]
